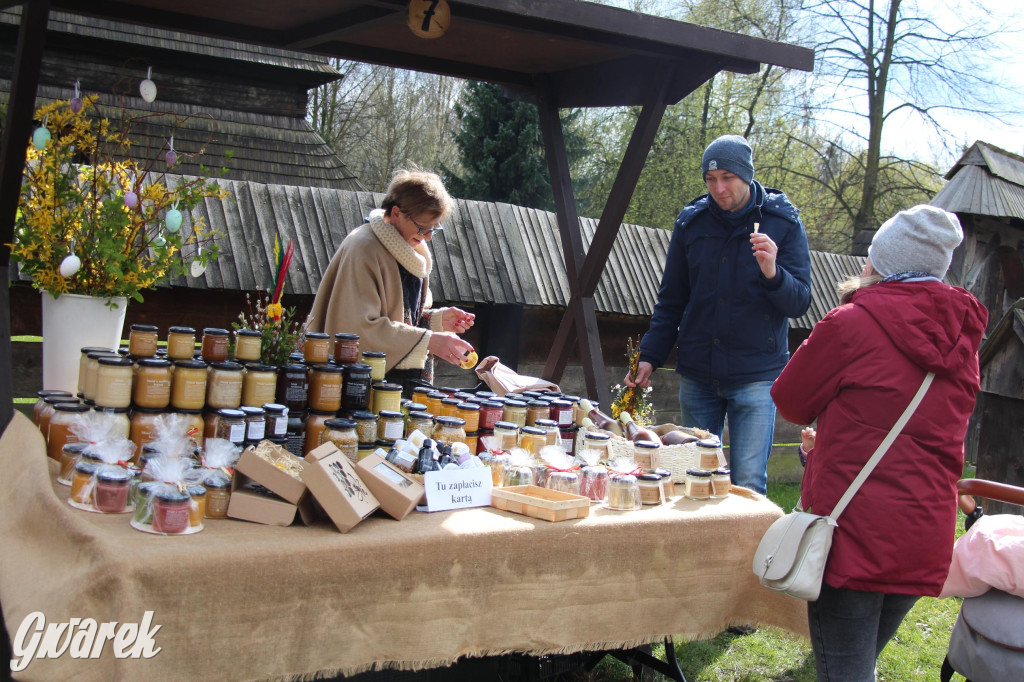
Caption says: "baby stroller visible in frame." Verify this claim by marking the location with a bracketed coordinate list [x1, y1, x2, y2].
[940, 478, 1024, 682]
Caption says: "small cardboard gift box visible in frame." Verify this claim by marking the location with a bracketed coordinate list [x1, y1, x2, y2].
[355, 452, 424, 521]
[227, 473, 317, 526]
[235, 443, 307, 504]
[301, 442, 380, 533]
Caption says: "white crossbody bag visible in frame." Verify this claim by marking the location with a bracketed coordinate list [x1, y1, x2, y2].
[752, 372, 935, 601]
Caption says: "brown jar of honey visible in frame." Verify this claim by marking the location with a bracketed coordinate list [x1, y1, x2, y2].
[129, 407, 165, 461]
[303, 332, 332, 364]
[34, 389, 73, 427]
[47, 402, 90, 460]
[333, 332, 360, 364]
[128, 324, 159, 358]
[242, 363, 277, 408]
[134, 358, 173, 409]
[308, 364, 343, 412]
[201, 328, 230, 363]
[38, 396, 80, 437]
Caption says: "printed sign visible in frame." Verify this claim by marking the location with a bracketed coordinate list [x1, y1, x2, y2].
[423, 468, 492, 512]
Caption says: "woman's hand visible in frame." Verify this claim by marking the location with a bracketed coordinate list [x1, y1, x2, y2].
[428, 332, 475, 366]
[441, 307, 475, 333]
[624, 361, 654, 388]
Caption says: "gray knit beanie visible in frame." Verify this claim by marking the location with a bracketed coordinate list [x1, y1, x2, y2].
[868, 205, 963, 279]
[701, 135, 754, 185]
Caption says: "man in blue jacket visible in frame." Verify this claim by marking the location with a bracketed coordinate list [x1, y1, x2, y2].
[625, 135, 811, 495]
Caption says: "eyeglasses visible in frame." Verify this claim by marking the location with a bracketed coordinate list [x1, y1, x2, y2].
[401, 209, 444, 236]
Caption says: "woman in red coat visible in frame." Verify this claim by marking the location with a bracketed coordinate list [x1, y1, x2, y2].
[771, 205, 987, 681]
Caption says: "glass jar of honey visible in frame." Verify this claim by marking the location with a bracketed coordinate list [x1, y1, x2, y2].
[377, 410, 405, 443]
[262, 403, 289, 439]
[320, 418, 358, 464]
[47, 402, 90, 460]
[242, 363, 277, 407]
[276, 363, 310, 411]
[214, 408, 247, 445]
[187, 485, 206, 528]
[206, 361, 244, 410]
[134, 358, 173, 409]
[69, 461, 99, 505]
[606, 474, 641, 510]
[77, 347, 111, 396]
[234, 329, 263, 363]
[93, 406, 131, 440]
[303, 332, 332, 364]
[439, 397, 460, 418]
[341, 363, 372, 412]
[455, 402, 480, 433]
[174, 408, 205, 449]
[425, 391, 446, 417]
[582, 431, 611, 462]
[711, 467, 731, 498]
[171, 359, 208, 410]
[58, 441, 88, 485]
[333, 332, 360, 364]
[502, 400, 528, 429]
[303, 410, 335, 456]
[533, 419, 560, 447]
[240, 405, 265, 444]
[203, 475, 232, 518]
[201, 328, 230, 363]
[492, 421, 520, 451]
[34, 389, 73, 427]
[370, 382, 403, 414]
[83, 351, 120, 403]
[406, 411, 434, 438]
[411, 386, 432, 406]
[478, 401, 504, 430]
[360, 351, 386, 382]
[638, 473, 665, 505]
[308, 364, 344, 412]
[684, 469, 713, 500]
[94, 356, 134, 409]
[166, 326, 196, 360]
[633, 440, 661, 470]
[128, 324, 159, 358]
[129, 407, 165, 461]
[519, 426, 548, 455]
[526, 401, 549, 427]
[351, 410, 379, 445]
[38, 395, 81, 437]
[432, 416, 467, 447]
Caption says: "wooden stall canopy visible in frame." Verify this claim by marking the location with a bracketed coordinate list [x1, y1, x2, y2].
[0, 0, 814, 428]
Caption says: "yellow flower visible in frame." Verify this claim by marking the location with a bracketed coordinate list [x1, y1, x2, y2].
[266, 303, 283, 321]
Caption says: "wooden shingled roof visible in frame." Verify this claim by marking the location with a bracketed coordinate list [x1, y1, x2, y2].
[140, 177, 858, 330]
[931, 141, 1024, 222]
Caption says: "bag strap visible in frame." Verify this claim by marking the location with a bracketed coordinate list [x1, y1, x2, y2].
[829, 372, 935, 521]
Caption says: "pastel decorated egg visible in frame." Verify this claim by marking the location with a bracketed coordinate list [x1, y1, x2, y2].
[140, 78, 157, 103]
[190, 259, 207, 278]
[165, 209, 182, 233]
[165, 149, 177, 167]
[59, 253, 81, 277]
[70, 97, 83, 113]
[32, 126, 51, 150]
[124, 191, 138, 209]
[152, 234, 166, 248]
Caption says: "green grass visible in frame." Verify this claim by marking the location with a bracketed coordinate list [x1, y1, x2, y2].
[586, 471, 974, 681]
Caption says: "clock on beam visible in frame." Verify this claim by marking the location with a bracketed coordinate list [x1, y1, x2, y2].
[407, 0, 450, 39]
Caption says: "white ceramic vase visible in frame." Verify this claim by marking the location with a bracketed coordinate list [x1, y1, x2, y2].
[41, 292, 128, 393]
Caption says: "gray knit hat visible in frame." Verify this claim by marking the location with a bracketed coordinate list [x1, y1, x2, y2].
[868, 205, 963, 279]
[701, 135, 754, 185]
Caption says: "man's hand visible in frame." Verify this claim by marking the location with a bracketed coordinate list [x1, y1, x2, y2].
[750, 232, 778, 280]
[624, 361, 654, 388]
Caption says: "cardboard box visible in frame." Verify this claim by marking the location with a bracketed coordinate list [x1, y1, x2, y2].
[235, 444, 307, 504]
[227, 473, 318, 526]
[301, 443, 380, 533]
[355, 452, 424, 521]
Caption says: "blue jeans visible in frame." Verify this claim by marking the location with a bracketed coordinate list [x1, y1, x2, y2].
[807, 583, 920, 681]
[677, 375, 775, 494]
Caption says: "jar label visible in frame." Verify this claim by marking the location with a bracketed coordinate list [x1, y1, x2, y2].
[286, 384, 307, 400]
[247, 421, 266, 441]
[383, 420, 404, 440]
[557, 412, 572, 426]
[230, 423, 245, 443]
[272, 418, 287, 436]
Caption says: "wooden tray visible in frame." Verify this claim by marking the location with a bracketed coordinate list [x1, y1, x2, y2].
[490, 485, 590, 522]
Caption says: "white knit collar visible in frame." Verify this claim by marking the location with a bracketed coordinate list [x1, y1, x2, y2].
[368, 208, 432, 279]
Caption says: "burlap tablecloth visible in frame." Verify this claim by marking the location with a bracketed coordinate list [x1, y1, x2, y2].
[0, 412, 808, 681]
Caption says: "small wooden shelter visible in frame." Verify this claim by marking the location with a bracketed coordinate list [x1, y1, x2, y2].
[0, 0, 814, 428]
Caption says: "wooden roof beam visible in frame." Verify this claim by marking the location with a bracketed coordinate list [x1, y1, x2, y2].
[284, 5, 401, 51]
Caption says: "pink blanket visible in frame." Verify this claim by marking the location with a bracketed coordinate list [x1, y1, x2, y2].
[939, 515, 1024, 598]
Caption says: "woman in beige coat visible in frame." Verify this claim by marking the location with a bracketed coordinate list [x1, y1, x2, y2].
[309, 170, 475, 393]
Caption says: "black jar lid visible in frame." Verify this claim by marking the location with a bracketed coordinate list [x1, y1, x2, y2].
[209, 361, 245, 372]
[713, 467, 731, 476]
[583, 431, 611, 441]
[359, 442, 378, 451]
[202, 327, 230, 336]
[324, 418, 356, 429]
[137, 357, 172, 368]
[521, 426, 546, 436]
[130, 323, 158, 332]
[685, 468, 713, 477]
[174, 359, 207, 370]
[93, 405, 129, 414]
[374, 382, 402, 392]
[654, 468, 672, 478]
[97, 356, 133, 367]
[635, 440, 660, 449]
[236, 328, 261, 337]
[534, 418, 557, 428]
[412, 386, 432, 395]
[351, 410, 378, 421]
[456, 402, 480, 411]
[406, 401, 427, 412]
[217, 408, 246, 419]
[697, 436, 722, 448]
[168, 326, 196, 334]
[441, 397, 460, 405]
[154, 489, 191, 503]
[312, 363, 344, 374]
[281, 363, 310, 374]
[343, 363, 372, 376]
[97, 468, 133, 483]
[305, 331, 330, 340]
[504, 399, 527, 408]
[79, 346, 112, 355]
[378, 410, 404, 419]
[87, 350, 119, 360]
[527, 400, 549, 408]
[187, 484, 207, 497]
[240, 406, 265, 417]
[481, 400, 504, 409]
[73, 460, 99, 474]
[493, 421, 519, 430]
[638, 473, 662, 482]
[261, 403, 287, 414]
[62, 442, 89, 454]
[245, 363, 276, 372]
[426, 391, 447, 399]
[549, 399, 573, 408]
[173, 407, 203, 415]
[36, 389, 73, 399]
[334, 332, 359, 340]
[132, 406, 165, 415]
[54, 402, 90, 413]
[202, 475, 232, 489]
[361, 351, 386, 358]
[408, 411, 434, 420]
[475, 391, 496, 398]
[435, 416, 466, 427]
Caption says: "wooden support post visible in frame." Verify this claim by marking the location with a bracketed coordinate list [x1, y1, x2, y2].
[534, 79, 611, 407]
[0, 0, 50, 431]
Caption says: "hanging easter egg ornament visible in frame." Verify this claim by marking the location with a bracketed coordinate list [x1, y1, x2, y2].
[59, 244, 82, 277]
[190, 247, 207, 278]
[125, 189, 138, 209]
[139, 67, 157, 103]
[153, 234, 166, 248]
[165, 135, 177, 167]
[70, 80, 83, 113]
[32, 115, 50, 150]
[165, 207, 183, 233]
